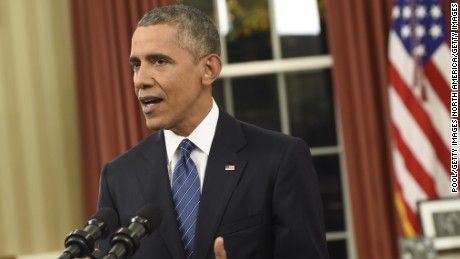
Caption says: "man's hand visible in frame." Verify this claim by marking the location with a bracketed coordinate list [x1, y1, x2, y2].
[214, 236, 227, 259]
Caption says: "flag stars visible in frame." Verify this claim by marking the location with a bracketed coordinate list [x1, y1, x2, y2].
[415, 6, 427, 19]
[415, 24, 426, 38]
[403, 6, 412, 19]
[429, 24, 443, 39]
[430, 5, 442, 19]
[413, 44, 426, 57]
[393, 2, 446, 64]
[392, 6, 401, 19]
[401, 25, 411, 38]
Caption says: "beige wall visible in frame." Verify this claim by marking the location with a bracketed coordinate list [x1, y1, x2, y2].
[0, 0, 83, 255]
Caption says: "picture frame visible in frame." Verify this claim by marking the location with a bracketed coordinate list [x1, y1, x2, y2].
[418, 198, 460, 251]
[399, 237, 437, 259]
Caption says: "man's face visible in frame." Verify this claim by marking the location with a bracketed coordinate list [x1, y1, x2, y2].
[129, 24, 212, 136]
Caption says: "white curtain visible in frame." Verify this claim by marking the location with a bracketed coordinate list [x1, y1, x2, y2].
[0, 0, 83, 255]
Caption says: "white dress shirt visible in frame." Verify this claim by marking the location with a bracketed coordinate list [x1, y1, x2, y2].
[163, 99, 219, 190]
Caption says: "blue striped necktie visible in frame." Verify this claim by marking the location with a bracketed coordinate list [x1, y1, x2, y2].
[171, 139, 201, 259]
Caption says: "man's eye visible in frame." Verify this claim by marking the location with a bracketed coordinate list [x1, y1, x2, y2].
[131, 62, 140, 69]
[153, 59, 167, 65]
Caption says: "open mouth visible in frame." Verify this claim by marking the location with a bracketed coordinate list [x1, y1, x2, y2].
[138, 96, 164, 113]
[139, 96, 163, 106]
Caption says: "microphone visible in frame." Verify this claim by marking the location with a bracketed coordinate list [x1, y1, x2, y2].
[103, 204, 163, 259]
[58, 207, 119, 259]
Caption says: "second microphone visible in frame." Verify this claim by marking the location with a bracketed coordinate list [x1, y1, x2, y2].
[103, 204, 163, 259]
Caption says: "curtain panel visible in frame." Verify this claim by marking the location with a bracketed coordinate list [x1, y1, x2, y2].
[70, 0, 177, 218]
[0, 0, 82, 255]
[324, 0, 399, 258]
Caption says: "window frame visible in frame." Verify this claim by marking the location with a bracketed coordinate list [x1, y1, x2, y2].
[212, 0, 357, 258]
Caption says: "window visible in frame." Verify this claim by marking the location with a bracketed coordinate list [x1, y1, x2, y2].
[182, 0, 355, 258]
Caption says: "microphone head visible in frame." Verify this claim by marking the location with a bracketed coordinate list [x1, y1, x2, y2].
[61, 207, 119, 258]
[132, 204, 163, 235]
[88, 207, 119, 238]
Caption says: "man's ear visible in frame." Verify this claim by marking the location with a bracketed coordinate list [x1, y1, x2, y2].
[202, 54, 222, 86]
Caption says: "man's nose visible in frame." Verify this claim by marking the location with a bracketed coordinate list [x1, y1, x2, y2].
[134, 64, 153, 90]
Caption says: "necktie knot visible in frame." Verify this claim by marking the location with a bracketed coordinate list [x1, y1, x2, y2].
[179, 139, 195, 158]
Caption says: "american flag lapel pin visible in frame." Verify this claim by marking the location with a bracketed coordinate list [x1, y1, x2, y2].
[225, 164, 236, 171]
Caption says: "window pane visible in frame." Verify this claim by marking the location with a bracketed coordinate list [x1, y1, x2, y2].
[232, 75, 280, 131]
[312, 155, 345, 232]
[182, 0, 215, 17]
[277, 0, 329, 57]
[280, 31, 328, 58]
[327, 240, 348, 259]
[286, 69, 337, 147]
[224, 0, 273, 63]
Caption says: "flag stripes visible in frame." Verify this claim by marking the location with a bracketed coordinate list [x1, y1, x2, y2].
[388, 0, 455, 236]
[392, 125, 438, 198]
[389, 88, 446, 182]
[424, 61, 450, 110]
[389, 63, 449, 173]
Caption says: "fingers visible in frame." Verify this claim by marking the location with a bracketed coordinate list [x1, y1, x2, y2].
[214, 236, 227, 259]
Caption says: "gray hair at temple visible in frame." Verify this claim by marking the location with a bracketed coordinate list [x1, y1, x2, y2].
[138, 4, 221, 63]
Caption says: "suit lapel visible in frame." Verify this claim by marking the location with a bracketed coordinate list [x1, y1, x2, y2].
[135, 132, 186, 259]
[194, 111, 247, 259]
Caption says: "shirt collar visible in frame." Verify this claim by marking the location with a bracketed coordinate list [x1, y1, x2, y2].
[164, 99, 219, 161]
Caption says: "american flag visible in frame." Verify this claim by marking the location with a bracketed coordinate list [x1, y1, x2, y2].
[225, 164, 236, 171]
[388, 0, 454, 236]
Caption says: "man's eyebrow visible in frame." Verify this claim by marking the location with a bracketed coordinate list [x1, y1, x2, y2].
[146, 53, 172, 62]
[128, 53, 173, 64]
[128, 56, 139, 64]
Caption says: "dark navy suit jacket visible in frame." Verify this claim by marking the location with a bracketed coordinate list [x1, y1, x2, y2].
[97, 111, 329, 259]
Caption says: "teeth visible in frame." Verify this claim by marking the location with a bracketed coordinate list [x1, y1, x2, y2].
[141, 97, 162, 105]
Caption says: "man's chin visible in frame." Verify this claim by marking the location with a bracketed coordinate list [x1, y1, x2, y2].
[145, 119, 164, 132]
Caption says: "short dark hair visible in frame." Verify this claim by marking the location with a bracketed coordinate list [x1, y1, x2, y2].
[138, 4, 221, 62]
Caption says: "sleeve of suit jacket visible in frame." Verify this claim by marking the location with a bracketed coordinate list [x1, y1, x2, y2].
[272, 137, 329, 258]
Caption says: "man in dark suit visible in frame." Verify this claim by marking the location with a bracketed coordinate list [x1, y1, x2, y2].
[97, 4, 328, 259]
